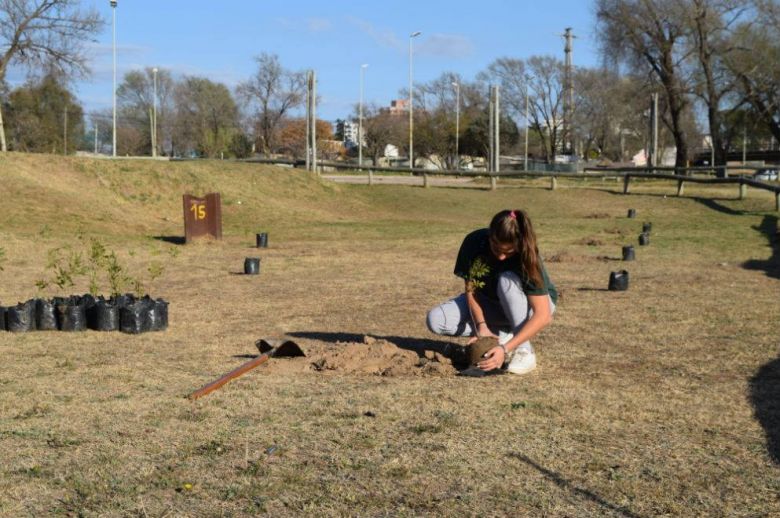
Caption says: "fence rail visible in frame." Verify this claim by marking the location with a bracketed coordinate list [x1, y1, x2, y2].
[236, 158, 780, 211]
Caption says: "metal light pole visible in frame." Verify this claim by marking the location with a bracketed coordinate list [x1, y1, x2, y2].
[524, 77, 530, 171]
[359, 64, 368, 169]
[152, 67, 158, 157]
[111, 0, 117, 157]
[452, 81, 459, 170]
[409, 31, 421, 170]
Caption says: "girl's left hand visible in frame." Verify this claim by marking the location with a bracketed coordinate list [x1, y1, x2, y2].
[478, 346, 505, 371]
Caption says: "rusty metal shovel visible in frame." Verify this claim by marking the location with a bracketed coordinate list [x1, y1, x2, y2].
[187, 339, 305, 400]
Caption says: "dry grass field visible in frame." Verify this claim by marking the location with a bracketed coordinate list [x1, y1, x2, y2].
[0, 154, 778, 517]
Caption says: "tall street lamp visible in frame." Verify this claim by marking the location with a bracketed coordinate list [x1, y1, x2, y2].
[152, 67, 158, 157]
[452, 81, 460, 170]
[359, 63, 368, 169]
[408, 31, 421, 170]
[524, 74, 532, 171]
[111, 0, 117, 157]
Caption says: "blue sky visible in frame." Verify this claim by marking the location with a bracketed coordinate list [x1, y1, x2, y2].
[13, 1, 601, 122]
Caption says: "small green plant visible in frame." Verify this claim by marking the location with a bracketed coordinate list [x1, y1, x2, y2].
[35, 238, 166, 297]
[104, 251, 131, 296]
[38, 224, 52, 238]
[86, 238, 108, 295]
[35, 247, 87, 293]
[465, 257, 490, 293]
[131, 260, 165, 296]
[0, 247, 6, 272]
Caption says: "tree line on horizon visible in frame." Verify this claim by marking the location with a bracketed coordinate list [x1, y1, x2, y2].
[0, 1, 779, 167]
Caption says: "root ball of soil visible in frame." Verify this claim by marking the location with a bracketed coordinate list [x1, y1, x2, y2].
[469, 337, 499, 365]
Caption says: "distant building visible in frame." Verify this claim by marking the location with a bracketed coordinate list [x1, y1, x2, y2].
[335, 120, 359, 149]
[388, 99, 408, 116]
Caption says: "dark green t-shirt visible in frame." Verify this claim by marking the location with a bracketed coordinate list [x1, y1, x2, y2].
[454, 228, 558, 305]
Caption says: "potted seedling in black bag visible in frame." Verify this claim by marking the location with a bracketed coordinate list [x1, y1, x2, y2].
[35, 246, 88, 331]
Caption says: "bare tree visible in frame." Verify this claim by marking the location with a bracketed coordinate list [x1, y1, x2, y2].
[237, 53, 305, 156]
[173, 76, 239, 158]
[596, 0, 693, 168]
[480, 56, 565, 162]
[0, 0, 103, 151]
[573, 69, 649, 161]
[117, 67, 175, 156]
[686, 0, 750, 166]
[360, 103, 405, 166]
[726, 1, 780, 142]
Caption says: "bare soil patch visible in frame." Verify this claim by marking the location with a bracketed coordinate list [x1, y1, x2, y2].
[547, 250, 597, 263]
[261, 336, 457, 377]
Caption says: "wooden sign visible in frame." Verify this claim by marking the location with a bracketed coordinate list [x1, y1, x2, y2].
[183, 193, 222, 243]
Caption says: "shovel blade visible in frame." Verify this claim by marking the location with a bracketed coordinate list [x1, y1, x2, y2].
[255, 339, 306, 357]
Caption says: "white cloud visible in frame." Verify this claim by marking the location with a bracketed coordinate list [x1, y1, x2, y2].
[275, 16, 332, 33]
[307, 17, 331, 32]
[86, 42, 153, 58]
[417, 33, 475, 59]
[345, 19, 473, 60]
[346, 16, 403, 51]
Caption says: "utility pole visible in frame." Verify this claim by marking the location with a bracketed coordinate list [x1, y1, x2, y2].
[488, 88, 494, 173]
[650, 93, 658, 169]
[408, 31, 421, 170]
[452, 81, 460, 170]
[63, 108, 68, 155]
[94, 124, 99, 154]
[742, 125, 747, 165]
[562, 27, 576, 157]
[359, 64, 367, 171]
[111, 0, 117, 157]
[524, 77, 530, 171]
[305, 70, 317, 174]
[152, 67, 158, 157]
[488, 85, 500, 173]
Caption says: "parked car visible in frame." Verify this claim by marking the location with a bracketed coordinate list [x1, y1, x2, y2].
[753, 168, 779, 181]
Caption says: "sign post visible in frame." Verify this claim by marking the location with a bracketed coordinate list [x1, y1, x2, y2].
[183, 193, 222, 243]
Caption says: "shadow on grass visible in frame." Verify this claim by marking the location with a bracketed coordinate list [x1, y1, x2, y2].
[750, 355, 780, 465]
[690, 196, 752, 216]
[287, 331, 466, 364]
[508, 453, 643, 518]
[741, 215, 780, 280]
[152, 235, 186, 245]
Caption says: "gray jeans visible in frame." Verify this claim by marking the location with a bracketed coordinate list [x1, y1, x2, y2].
[426, 271, 555, 350]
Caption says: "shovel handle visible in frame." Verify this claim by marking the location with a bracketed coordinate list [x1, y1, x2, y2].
[188, 353, 270, 400]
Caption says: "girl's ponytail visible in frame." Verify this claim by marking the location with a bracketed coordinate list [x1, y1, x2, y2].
[489, 209, 544, 288]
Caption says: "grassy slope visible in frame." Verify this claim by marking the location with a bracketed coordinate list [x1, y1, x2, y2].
[0, 153, 779, 517]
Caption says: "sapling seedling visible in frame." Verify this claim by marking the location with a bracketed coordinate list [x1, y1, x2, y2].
[35, 246, 87, 294]
[465, 257, 489, 294]
[463, 256, 500, 364]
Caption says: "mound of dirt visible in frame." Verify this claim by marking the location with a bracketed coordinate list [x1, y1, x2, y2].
[576, 237, 606, 246]
[546, 251, 594, 263]
[584, 212, 611, 219]
[262, 337, 458, 377]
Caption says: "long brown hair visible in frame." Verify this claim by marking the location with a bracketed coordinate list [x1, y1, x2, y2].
[489, 209, 543, 287]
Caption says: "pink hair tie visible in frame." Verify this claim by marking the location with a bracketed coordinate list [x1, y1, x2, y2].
[509, 210, 517, 220]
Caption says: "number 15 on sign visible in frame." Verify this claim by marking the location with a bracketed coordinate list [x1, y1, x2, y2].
[190, 203, 206, 220]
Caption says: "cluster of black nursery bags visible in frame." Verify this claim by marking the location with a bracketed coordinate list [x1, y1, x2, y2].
[0, 294, 168, 334]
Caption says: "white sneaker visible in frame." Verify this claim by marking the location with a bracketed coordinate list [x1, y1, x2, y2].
[506, 345, 536, 375]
